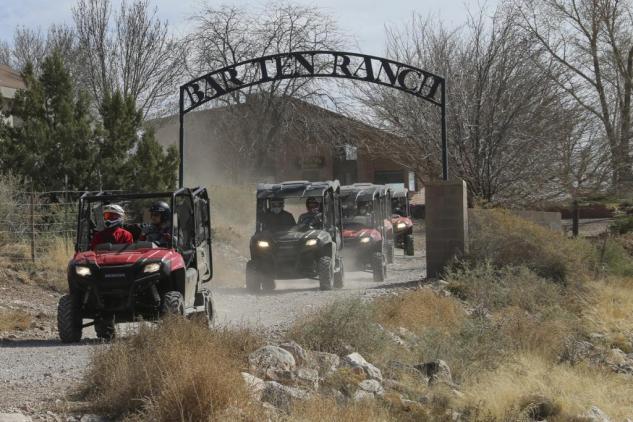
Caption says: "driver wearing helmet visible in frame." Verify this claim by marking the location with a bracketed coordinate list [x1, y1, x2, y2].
[262, 198, 296, 232]
[141, 201, 173, 246]
[298, 197, 323, 228]
[90, 204, 133, 250]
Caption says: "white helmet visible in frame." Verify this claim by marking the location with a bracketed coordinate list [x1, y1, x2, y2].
[103, 204, 125, 228]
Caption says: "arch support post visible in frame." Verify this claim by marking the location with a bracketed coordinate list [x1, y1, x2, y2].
[425, 179, 468, 277]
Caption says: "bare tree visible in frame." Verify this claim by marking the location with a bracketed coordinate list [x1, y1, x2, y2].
[73, 0, 185, 116]
[184, 2, 345, 180]
[517, 0, 633, 194]
[354, 7, 574, 204]
[1, 25, 78, 75]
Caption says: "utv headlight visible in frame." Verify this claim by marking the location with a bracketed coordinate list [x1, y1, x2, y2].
[360, 237, 371, 244]
[143, 263, 161, 273]
[305, 239, 318, 246]
[75, 265, 92, 277]
[257, 240, 270, 248]
[397, 222, 406, 230]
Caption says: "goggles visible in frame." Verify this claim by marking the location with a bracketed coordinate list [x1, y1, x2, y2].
[103, 211, 121, 221]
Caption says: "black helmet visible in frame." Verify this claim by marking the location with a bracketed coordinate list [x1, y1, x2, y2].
[150, 201, 171, 223]
[306, 197, 321, 210]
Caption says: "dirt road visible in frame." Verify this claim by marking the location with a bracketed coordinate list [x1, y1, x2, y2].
[0, 250, 425, 413]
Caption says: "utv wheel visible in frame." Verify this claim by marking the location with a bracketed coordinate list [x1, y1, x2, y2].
[57, 294, 82, 343]
[261, 275, 276, 292]
[245, 261, 261, 293]
[319, 256, 334, 291]
[192, 291, 214, 328]
[372, 252, 386, 283]
[334, 257, 344, 289]
[404, 234, 414, 256]
[162, 291, 185, 316]
[95, 317, 115, 340]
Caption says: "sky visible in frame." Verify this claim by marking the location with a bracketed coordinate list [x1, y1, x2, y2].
[0, 0, 497, 57]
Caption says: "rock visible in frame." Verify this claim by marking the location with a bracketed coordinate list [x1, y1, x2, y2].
[383, 378, 408, 393]
[414, 360, 452, 385]
[585, 406, 611, 422]
[307, 351, 340, 377]
[249, 345, 296, 381]
[352, 390, 375, 401]
[261, 381, 310, 410]
[358, 379, 384, 395]
[280, 341, 308, 366]
[607, 348, 627, 365]
[295, 368, 319, 391]
[342, 353, 382, 381]
[79, 416, 108, 422]
[0, 414, 32, 422]
[78, 416, 108, 422]
[241, 372, 266, 401]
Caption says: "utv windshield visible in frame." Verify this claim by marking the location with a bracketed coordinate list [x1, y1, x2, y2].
[341, 193, 374, 229]
[256, 196, 324, 233]
[76, 193, 183, 252]
[391, 197, 408, 217]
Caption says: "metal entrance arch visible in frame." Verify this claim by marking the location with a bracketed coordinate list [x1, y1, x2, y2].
[178, 50, 448, 187]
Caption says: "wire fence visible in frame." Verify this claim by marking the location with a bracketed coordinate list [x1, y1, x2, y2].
[0, 190, 81, 263]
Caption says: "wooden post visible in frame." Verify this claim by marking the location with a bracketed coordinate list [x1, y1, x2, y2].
[30, 192, 35, 263]
[572, 199, 579, 237]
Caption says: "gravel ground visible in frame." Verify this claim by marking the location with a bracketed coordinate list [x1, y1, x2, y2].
[0, 247, 426, 415]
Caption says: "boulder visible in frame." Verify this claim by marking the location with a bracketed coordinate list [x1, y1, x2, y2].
[414, 360, 452, 385]
[358, 379, 384, 395]
[295, 368, 319, 391]
[342, 353, 382, 381]
[0, 414, 32, 422]
[79, 416, 108, 422]
[261, 381, 310, 410]
[307, 351, 340, 377]
[249, 345, 296, 380]
[585, 406, 611, 422]
[352, 390, 375, 402]
[241, 372, 266, 401]
[280, 341, 308, 366]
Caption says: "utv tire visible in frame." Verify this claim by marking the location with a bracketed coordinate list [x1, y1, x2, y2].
[372, 252, 386, 283]
[192, 291, 214, 328]
[334, 257, 344, 289]
[95, 318, 115, 340]
[404, 234, 414, 256]
[319, 256, 334, 291]
[57, 294, 82, 343]
[245, 261, 261, 293]
[162, 291, 185, 316]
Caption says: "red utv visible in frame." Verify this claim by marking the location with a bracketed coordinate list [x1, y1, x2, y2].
[57, 188, 214, 343]
[390, 186, 414, 256]
[340, 184, 394, 282]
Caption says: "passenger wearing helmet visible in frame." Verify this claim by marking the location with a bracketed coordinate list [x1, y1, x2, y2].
[352, 200, 372, 226]
[262, 198, 296, 232]
[141, 201, 173, 247]
[90, 204, 133, 250]
[298, 197, 323, 229]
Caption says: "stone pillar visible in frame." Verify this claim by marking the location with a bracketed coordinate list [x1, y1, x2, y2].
[425, 179, 468, 278]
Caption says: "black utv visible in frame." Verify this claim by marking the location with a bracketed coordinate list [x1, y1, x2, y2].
[57, 188, 214, 342]
[340, 184, 394, 282]
[246, 180, 344, 292]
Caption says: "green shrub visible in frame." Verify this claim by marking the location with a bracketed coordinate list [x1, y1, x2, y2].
[468, 209, 595, 283]
[609, 215, 633, 235]
[288, 298, 390, 360]
[597, 238, 633, 277]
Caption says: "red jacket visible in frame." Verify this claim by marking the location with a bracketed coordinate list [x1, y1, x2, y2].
[90, 226, 133, 250]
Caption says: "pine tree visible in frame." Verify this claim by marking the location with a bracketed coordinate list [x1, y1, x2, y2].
[0, 52, 99, 191]
[98, 91, 178, 192]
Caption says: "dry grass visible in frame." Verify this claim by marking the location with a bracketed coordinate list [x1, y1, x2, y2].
[459, 353, 633, 420]
[0, 308, 32, 332]
[288, 397, 392, 421]
[80, 317, 263, 421]
[583, 277, 633, 352]
[375, 288, 465, 335]
[468, 209, 595, 283]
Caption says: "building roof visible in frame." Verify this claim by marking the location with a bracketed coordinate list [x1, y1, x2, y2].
[0, 64, 25, 90]
[256, 180, 340, 199]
